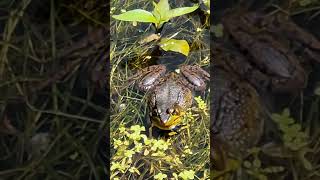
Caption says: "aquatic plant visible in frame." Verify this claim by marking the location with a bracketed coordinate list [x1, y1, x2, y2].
[112, 0, 199, 29]
[110, 123, 209, 179]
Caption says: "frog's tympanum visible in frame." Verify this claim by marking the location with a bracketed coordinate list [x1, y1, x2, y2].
[131, 64, 209, 131]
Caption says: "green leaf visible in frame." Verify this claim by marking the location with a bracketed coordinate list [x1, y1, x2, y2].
[112, 9, 157, 23]
[168, 5, 199, 19]
[157, 0, 170, 12]
[152, 2, 161, 21]
[152, 0, 171, 28]
[159, 38, 190, 56]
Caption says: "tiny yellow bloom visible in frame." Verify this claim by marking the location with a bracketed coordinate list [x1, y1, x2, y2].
[124, 149, 135, 158]
[119, 126, 126, 133]
[130, 125, 145, 133]
[134, 142, 143, 152]
[184, 148, 193, 155]
[144, 149, 150, 156]
[110, 162, 121, 171]
[113, 138, 122, 149]
[154, 172, 168, 180]
[129, 167, 140, 175]
[178, 170, 195, 180]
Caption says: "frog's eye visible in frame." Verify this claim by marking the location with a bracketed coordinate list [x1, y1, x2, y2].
[167, 108, 180, 115]
[167, 108, 174, 114]
[173, 108, 180, 115]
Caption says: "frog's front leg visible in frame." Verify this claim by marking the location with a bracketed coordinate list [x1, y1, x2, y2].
[179, 65, 210, 91]
[129, 65, 167, 92]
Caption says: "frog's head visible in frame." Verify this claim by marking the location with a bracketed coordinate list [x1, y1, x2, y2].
[148, 83, 192, 130]
[150, 103, 185, 130]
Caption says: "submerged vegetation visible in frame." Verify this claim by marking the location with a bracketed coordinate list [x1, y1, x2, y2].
[0, 0, 108, 179]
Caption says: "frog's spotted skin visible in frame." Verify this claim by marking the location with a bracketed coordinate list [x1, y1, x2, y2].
[212, 68, 264, 159]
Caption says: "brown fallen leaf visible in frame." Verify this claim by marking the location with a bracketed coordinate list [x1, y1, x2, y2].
[139, 33, 160, 44]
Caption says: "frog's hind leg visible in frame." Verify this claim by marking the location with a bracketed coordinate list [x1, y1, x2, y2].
[136, 65, 167, 92]
[179, 65, 210, 92]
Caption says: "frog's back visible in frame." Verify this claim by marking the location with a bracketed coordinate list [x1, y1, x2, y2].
[212, 68, 264, 157]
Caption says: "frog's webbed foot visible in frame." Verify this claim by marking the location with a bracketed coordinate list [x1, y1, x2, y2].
[128, 65, 167, 92]
[179, 65, 210, 91]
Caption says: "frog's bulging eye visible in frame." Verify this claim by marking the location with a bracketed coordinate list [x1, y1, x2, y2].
[167, 108, 174, 114]
[173, 108, 180, 115]
[167, 108, 180, 115]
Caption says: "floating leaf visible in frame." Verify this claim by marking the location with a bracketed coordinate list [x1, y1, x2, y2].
[159, 38, 190, 56]
[112, 9, 157, 23]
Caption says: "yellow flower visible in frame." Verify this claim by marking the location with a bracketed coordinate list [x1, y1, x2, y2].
[119, 126, 126, 133]
[151, 151, 166, 157]
[129, 167, 140, 175]
[195, 96, 207, 110]
[124, 149, 135, 158]
[184, 148, 193, 155]
[178, 170, 195, 180]
[144, 149, 150, 156]
[154, 172, 168, 180]
[144, 138, 152, 145]
[110, 162, 121, 171]
[113, 138, 122, 149]
[130, 125, 145, 133]
[134, 142, 143, 152]
[151, 139, 170, 151]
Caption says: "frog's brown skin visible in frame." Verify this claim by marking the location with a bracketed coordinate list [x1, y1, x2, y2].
[221, 10, 320, 93]
[131, 64, 209, 131]
[211, 66, 265, 171]
[211, 9, 320, 173]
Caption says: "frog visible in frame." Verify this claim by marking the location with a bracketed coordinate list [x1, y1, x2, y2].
[220, 9, 320, 93]
[211, 8, 320, 177]
[130, 64, 209, 134]
[211, 63, 265, 173]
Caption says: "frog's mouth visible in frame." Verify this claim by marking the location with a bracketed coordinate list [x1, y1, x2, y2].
[151, 112, 185, 130]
